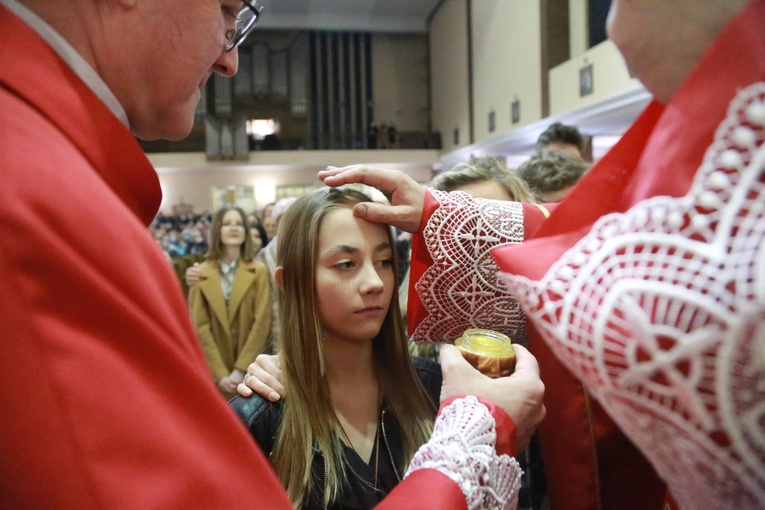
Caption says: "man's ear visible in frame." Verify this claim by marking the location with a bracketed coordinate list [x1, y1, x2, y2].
[273, 266, 284, 290]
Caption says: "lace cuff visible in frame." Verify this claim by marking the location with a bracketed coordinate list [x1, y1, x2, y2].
[405, 396, 521, 510]
[412, 189, 527, 345]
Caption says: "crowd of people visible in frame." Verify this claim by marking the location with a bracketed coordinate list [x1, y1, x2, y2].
[150, 211, 211, 257]
[3, 0, 763, 509]
[150, 206, 276, 261]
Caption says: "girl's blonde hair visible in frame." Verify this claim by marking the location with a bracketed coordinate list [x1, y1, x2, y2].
[272, 187, 435, 508]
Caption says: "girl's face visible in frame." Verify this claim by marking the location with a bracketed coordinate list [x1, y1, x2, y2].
[220, 209, 245, 249]
[315, 208, 395, 345]
[263, 204, 275, 221]
[263, 216, 277, 240]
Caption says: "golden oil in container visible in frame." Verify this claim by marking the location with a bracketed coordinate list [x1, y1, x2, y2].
[455, 328, 516, 378]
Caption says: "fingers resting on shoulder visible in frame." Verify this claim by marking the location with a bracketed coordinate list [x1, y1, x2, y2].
[236, 353, 285, 402]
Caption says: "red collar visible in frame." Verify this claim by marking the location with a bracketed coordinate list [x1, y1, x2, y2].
[0, 5, 161, 226]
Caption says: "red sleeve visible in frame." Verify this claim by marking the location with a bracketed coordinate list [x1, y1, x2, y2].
[407, 189, 440, 336]
[663, 491, 681, 510]
[377, 468, 467, 510]
[439, 396, 518, 457]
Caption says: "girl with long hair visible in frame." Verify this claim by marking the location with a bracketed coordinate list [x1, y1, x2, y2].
[188, 205, 271, 397]
[230, 188, 439, 509]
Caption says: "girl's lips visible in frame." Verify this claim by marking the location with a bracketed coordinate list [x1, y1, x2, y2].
[356, 306, 384, 314]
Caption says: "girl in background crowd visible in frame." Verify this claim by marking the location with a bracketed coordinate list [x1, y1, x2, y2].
[261, 202, 278, 242]
[188, 206, 271, 397]
[248, 218, 268, 257]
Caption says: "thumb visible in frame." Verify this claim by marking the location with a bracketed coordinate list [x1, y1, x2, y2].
[352, 202, 371, 219]
[352, 202, 393, 224]
[439, 344, 469, 371]
[511, 344, 540, 377]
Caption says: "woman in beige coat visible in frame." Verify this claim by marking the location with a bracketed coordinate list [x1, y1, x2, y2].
[189, 206, 271, 397]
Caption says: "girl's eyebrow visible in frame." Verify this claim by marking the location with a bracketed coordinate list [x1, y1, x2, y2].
[326, 244, 357, 255]
[325, 241, 391, 255]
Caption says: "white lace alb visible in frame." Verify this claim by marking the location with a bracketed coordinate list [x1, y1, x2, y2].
[500, 83, 765, 509]
[405, 396, 521, 510]
[415, 83, 765, 508]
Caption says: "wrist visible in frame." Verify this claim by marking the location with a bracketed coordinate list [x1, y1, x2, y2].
[410, 396, 522, 509]
[438, 396, 517, 457]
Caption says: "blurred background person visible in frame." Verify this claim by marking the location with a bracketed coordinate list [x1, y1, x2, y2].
[259, 197, 298, 351]
[188, 206, 272, 398]
[248, 217, 268, 258]
[432, 157, 537, 203]
[535, 121, 586, 158]
[518, 151, 590, 203]
[261, 202, 278, 242]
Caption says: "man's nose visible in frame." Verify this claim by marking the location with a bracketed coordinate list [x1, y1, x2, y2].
[214, 47, 239, 77]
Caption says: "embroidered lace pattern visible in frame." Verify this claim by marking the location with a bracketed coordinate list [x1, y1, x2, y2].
[498, 83, 765, 508]
[405, 396, 521, 510]
[414, 191, 526, 345]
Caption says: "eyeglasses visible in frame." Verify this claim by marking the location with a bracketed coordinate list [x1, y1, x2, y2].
[225, 1, 263, 52]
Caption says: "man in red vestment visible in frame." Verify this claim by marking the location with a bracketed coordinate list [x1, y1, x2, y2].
[0, 0, 546, 507]
[319, 1, 765, 509]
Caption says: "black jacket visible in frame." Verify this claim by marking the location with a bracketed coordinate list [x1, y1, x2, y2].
[229, 357, 442, 509]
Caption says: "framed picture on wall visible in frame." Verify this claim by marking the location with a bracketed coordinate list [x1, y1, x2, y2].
[212, 185, 256, 213]
[580, 63, 594, 96]
[511, 99, 520, 124]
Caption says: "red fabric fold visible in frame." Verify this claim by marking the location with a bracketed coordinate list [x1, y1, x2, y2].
[407, 189, 440, 336]
[380, 468, 467, 510]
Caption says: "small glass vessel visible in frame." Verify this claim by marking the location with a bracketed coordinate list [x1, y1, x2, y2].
[455, 328, 516, 378]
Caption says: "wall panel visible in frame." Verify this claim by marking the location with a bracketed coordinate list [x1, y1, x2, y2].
[471, 0, 543, 143]
[429, 0, 471, 152]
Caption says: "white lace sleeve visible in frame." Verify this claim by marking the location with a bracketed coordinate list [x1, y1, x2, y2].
[413, 190, 527, 345]
[500, 84, 765, 508]
[405, 396, 521, 510]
